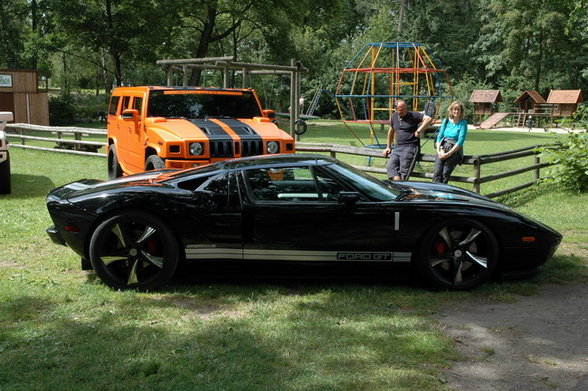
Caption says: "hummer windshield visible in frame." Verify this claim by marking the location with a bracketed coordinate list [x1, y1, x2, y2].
[147, 90, 262, 119]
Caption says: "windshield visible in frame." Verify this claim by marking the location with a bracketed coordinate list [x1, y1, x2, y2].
[147, 90, 262, 119]
[326, 161, 403, 201]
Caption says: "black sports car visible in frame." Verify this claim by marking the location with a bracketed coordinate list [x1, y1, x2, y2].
[46, 154, 561, 290]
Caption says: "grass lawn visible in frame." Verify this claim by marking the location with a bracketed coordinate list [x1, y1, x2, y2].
[1, 125, 587, 391]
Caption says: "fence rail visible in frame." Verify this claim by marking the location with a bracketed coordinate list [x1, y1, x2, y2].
[6, 123, 106, 157]
[296, 142, 559, 198]
[5, 124, 558, 198]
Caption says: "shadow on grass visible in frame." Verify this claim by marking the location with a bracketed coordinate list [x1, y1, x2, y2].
[168, 261, 420, 292]
[494, 182, 548, 208]
[2, 265, 453, 391]
[3, 174, 56, 199]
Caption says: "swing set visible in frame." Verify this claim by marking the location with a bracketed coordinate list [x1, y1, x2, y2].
[335, 42, 452, 146]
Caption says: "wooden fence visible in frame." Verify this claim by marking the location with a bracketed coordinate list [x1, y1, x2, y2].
[5, 123, 558, 198]
[296, 142, 558, 198]
[6, 123, 106, 157]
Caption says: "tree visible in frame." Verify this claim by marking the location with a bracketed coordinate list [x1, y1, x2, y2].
[46, 0, 173, 88]
[471, 0, 586, 92]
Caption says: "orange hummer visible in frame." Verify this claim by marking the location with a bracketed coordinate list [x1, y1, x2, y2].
[107, 86, 295, 178]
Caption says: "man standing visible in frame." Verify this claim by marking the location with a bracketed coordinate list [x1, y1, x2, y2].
[382, 100, 432, 180]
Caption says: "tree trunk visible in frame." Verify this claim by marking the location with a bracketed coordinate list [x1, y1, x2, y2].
[189, 3, 218, 86]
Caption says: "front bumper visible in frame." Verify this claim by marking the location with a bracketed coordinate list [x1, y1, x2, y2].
[46, 225, 67, 246]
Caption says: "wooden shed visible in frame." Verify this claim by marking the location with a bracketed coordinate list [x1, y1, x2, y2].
[546, 89, 583, 117]
[469, 90, 502, 115]
[0, 69, 49, 125]
[513, 90, 546, 112]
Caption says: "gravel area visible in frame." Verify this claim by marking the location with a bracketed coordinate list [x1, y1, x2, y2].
[436, 283, 588, 391]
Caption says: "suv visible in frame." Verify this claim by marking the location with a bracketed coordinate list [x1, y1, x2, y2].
[107, 86, 295, 178]
[0, 111, 13, 194]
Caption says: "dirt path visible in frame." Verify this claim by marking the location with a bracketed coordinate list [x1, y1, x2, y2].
[436, 283, 588, 391]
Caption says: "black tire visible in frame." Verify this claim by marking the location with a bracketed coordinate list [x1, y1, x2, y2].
[294, 119, 307, 135]
[0, 152, 11, 194]
[108, 144, 123, 180]
[88, 210, 179, 290]
[145, 154, 165, 171]
[416, 218, 498, 290]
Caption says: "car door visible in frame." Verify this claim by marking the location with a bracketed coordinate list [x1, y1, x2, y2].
[240, 164, 398, 263]
[177, 169, 244, 261]
[126, 95, 145, 172]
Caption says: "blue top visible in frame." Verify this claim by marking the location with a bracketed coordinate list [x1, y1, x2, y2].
[436, 119, 468, 147]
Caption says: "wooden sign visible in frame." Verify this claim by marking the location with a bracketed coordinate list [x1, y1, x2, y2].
[0, 74, 13, 87]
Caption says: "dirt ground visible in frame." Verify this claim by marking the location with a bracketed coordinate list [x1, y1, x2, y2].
[436, 283, 588, 391]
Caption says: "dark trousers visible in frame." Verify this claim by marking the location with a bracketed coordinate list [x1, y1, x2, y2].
[386, 144, 420, 180]
[433, 152, 461, 183]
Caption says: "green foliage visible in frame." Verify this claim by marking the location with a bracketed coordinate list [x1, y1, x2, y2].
[48, 93, 76, 125]
[3, 0, 588, 107]
[538, 130, 588, 193]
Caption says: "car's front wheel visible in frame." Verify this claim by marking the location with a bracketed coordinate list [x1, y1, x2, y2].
[88, 210, 179, 290]
[145, 155, 165, 171]
[416, 218, 498, 290]
[108, 144, 123, 180]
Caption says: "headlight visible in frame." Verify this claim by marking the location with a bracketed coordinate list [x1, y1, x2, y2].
[189, 142, 203, 156]
[267, 141, 279, 154]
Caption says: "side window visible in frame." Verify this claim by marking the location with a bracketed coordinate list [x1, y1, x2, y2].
[133, 97, 143, 115]
[121, 96, 131, 112]
[108, 96, 120, 116]
[177, 172, 228, 207]
[201, 172, 229, 207]
[245, 166, 323, 202]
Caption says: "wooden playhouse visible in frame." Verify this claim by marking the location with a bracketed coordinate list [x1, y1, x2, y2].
[0, 69, 49, 125]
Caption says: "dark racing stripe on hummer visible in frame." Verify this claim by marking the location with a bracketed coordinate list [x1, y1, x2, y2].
[189, 119, 234, 158]
[217, 118, 264, 157]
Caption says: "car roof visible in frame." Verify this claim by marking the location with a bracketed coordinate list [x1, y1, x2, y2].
[220, 153, 337, 170]
[112, 86, 255, 93]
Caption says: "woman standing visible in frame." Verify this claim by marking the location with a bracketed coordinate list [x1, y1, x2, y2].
[433, 101, 468, 183]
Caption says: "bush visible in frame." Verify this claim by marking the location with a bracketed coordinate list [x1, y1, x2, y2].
[48, 93, 76, 125]
[538, 130, 588, 193]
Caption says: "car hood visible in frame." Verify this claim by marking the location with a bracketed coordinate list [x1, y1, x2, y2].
[48, 170, 174, 200]
[394, 181, 507, 209]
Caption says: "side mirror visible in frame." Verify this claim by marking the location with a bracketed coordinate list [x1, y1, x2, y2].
[0, 112, 13, 131]
[262, 109, 276, 120]
[338, 191, 361, 205]
[121, 109, 139, 121]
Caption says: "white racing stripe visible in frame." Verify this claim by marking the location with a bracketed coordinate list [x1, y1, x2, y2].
[185, 246, 412, 263]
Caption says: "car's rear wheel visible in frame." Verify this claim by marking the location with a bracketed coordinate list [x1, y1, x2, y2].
[417, 218, 498, 290]
[145, 155, 165, 171]
[89, 210, 179, 290]
[0, 152, 11, 194]
[108, 144, 123, 180]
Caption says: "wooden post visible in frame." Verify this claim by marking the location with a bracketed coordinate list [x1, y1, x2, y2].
[534, 155, 540, 180]
[223, 67, 229, 88]
[473, 157, 481, 193]
[182, 66, 188, 86]
[166, 66, 173, 85]
[289, 59, 297, 137]
[74, 132, 81, 150]
[242, 68, 248, 88]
